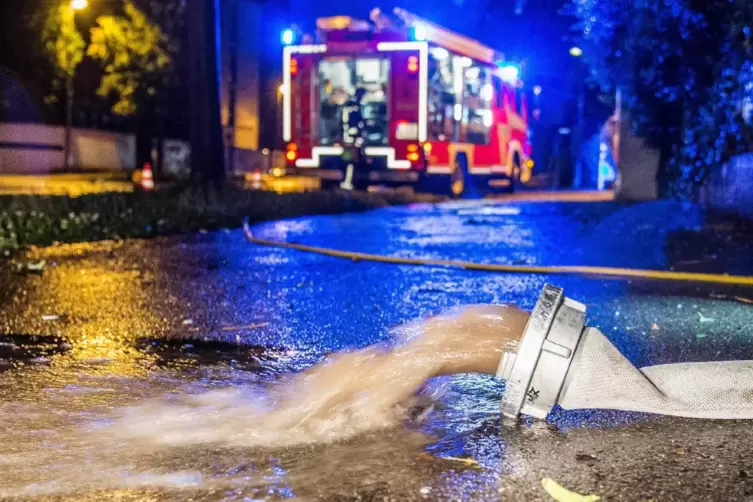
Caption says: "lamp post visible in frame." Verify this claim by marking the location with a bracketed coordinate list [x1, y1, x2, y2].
[569, 46, 585, 189]
[63, 0, 88, 171]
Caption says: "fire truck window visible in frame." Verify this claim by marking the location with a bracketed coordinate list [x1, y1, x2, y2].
[428, 49, 457, 142]
[463, 65, 492, 145]
[318, 58, 390, 146]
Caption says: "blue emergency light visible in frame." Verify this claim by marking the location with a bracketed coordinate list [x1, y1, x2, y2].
[411, 24, 428, 42]
[498, 63, 520, 83]
[281, 29, 296, 46]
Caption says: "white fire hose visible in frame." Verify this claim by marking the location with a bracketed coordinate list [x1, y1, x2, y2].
[498, 284, 753, 420]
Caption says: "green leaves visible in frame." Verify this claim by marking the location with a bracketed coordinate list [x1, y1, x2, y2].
[87, 1, 172, 116]
[41, 3, 86, 78]
[568, 0, 753, 197]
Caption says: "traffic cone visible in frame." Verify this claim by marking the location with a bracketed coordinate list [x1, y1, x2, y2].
[251, 170, 262, 190]
[141, 162, 155, 191]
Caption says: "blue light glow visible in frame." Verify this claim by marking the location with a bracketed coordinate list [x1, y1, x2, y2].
[281, 29, 295, 46]
[498, 63, 520, 83]
[411, 24, 428, 42]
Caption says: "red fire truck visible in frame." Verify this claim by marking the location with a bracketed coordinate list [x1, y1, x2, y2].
[281, 8, 533, 196]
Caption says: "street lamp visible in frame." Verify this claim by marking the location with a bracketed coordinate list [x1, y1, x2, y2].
[568, 45, 586, 188]
[64, 0, 88, 171]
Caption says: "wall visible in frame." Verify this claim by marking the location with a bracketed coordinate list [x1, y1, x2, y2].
[220, 0, 262, 152]
[614, 116, 660, 201]
[0, 123, 136, 173]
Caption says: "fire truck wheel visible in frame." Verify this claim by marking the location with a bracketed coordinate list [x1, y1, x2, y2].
[510, 154, 522, 192]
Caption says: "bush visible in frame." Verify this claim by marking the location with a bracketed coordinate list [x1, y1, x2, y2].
[0, 186, 442, 252]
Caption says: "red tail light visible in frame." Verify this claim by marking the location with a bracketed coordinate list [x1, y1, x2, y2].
[285, 144, 298, 164]
[407, 143, 420, 162]
[407, 56, 419, 73]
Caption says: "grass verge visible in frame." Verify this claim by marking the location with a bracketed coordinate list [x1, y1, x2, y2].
[0, 186, 443, 253]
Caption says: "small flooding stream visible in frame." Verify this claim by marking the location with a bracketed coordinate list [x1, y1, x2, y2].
[0, 336, 507, 500]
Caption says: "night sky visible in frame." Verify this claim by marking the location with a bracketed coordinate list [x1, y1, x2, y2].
[0, 0, 584, 131]
[287, 0, 575, 85]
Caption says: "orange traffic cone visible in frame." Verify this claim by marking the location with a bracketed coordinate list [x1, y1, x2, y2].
[141, 162, 155, 191]
[251, 170, 262, 190]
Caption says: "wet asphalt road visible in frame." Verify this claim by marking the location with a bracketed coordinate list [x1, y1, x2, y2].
[1, 198, 753, 500]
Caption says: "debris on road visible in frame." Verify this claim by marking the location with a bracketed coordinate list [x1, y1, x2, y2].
[82, 357, 114, 365]
[697, 312, 715, 323]
[541, 478, 601, 502]
[441, 456, 480, 468]
[575, 453, 598, 462]
[16, 260, 46, 275]
[220, 323, 270, 332]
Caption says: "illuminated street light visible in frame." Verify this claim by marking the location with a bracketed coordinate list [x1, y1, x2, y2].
[64, 0, 88, 171]
[569, 46, 583, 57]
[533, 85, 542, 96]
[278, 84, 286, 96]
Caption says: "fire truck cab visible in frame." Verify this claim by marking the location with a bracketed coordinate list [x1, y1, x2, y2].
[282, 8, 533, 196]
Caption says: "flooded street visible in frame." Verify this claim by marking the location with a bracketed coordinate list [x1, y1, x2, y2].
[2, 199, 753, 500]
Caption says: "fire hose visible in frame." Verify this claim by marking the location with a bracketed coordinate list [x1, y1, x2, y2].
[499, 284, 753, 420]
[243, 222, 753, 419]
[242, 222, 753, 286]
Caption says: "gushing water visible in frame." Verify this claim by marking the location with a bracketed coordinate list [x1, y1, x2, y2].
[0, 305, 522, 498]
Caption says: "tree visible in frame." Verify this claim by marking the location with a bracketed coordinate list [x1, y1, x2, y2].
[87, 0, 175, 173]
[185, 0, 226, 187]
[40, 2, 86, 86]
[566, 0, 753, 198]
[87, 0, 171, 116]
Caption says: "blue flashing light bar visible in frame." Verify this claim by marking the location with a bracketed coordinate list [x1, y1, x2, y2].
[498, 62, 520, 83]
[281, 29, 296, 46]
[411, 23, 428, 42]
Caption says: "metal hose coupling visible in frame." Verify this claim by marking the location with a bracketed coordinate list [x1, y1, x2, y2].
[497, 284, 587, 419]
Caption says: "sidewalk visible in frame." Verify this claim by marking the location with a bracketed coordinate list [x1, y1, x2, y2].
[0, 173, 133, 196]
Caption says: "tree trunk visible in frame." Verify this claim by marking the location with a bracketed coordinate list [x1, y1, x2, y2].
[186, 0, 225, 188]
